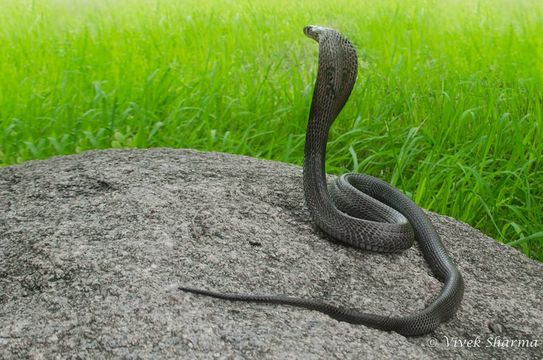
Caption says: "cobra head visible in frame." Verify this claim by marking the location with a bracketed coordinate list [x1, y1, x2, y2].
[303, 25, 358, 128]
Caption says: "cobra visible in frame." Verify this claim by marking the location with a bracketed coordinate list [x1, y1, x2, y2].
[180, 26, 464, 336]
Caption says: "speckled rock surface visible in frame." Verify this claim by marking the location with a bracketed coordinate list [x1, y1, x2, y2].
[0, 149, 541, 359]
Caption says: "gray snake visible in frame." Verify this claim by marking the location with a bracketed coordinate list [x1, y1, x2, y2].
[179, 26, 464, 336]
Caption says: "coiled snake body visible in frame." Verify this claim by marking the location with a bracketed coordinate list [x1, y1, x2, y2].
[180, 26, 464, 336]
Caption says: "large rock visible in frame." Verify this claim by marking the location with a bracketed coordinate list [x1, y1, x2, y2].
[0, 149, 541, 359]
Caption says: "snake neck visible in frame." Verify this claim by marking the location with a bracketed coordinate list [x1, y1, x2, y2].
[303, 121, 331, 221]
[303, 28, 358, 221]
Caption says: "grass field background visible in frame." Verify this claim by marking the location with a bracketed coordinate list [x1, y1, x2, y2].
[1, 0, 542, 261]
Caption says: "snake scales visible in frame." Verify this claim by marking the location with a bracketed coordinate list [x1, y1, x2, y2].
[179, 26, 464, 336]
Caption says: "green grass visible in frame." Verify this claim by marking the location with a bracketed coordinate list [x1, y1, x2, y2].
[1, 0, 542, 261]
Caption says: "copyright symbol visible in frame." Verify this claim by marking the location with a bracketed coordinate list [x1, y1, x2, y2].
[427, 337, 438, 347]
